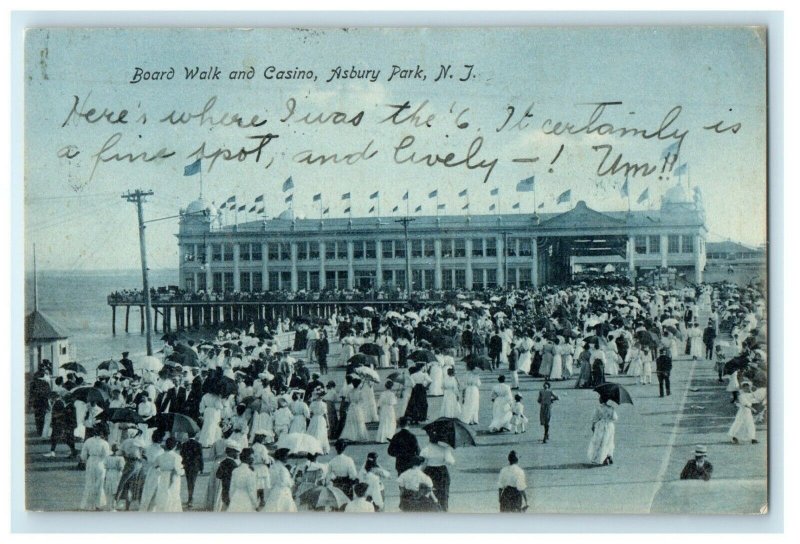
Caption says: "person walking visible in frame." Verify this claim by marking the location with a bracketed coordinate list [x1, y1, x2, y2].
[178, 432, 203, 509]
[703, 321, 717, 361]
[498, 450, 528, 512]
[537, 382, 559, 443]
[587, 395, 618, 466]
[656, 348, 673, 397]
[420, 439, 455, 512]
[315, 331, 330, 374]
[387, 417, 420, 475]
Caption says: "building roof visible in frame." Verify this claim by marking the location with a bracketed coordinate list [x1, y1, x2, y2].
[706, 241, 762, 254]
[25, 310, 69, 343]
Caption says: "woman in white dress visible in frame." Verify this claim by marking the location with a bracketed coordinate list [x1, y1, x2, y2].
[340, 334, 356, 367]
[358, 452, 391, 511]
[362, 378, 380, 424]
[549, 337, 564, 381]
[460, 368, 481, 425]
[288, 394, 310, 434]
[562, 339, 575, 378]
[375, 381, 398, 443]
[688, 323, 704, 360]
[640, 346, 654, 384]
[249, 403, 275, 445]
[729, 381, 758, 444]
[339, 378, 369, 442]
[428, 358, 444, 397]
[197, 392, 223, 447]
[139, 431, 165, 512]
[152, 438, 185, 512]
[439, 368, 462, 419]
[604, 337, 620, 376]
[79, 427, 111, 510]
[625, 342, 644, 379]
[397, 368, 414, 416]
[588, 397, 618, 465]
[228, 448, 259, 512]
[307, 391, 331, 454]
[516, 336, 533, 375]
[488, 376, 513, 433]
[103, 447, 125, 510]
[263, 450, 297, 512]
[378, 333, 394, 369]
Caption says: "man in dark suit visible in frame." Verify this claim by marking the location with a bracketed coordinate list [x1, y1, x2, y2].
[703, 321, 717, 360]
[387, 417, 420, 475]
[304, 373, 324, 400]
[315, 333, 330, 375]
[215, 442, 241, 511]
[656, 348, 673, 397]
[155, 385, 178, 414]
[119, 351, 135, 379]
[45, 393, 76, 458]
[461, 326, 474, 356]
[488, 330, 503, 370]
[179, 432, 204, 508]
[680, 445, 714, 481]
[28, 370, 51, 436]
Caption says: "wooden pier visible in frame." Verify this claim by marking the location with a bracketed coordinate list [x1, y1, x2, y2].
[107, 298, 414, 334]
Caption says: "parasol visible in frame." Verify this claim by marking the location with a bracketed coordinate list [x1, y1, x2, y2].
[359, 343, 383, 357]
[154, 412, 200, 436]
[67, 386, 109, 406]
[209, 376, 238, 397]
[136, 355, 163, 372]
[386, 371, 407, 384]
[106, 407, 144, 424]
[354, 366, 381, 383]
[276, 432, 323, 456]
[404, 311, 421, 321]
[61, 362, 87, 374]
[96, 360, 121, 373]
[347, 353, 373, 367]
[661, 318, 679, 327]
[408, 349, 437, 363]
[385, 311, 404, 320]
[593, 383, 634, 405]
[423, 417, 476, 448]
[297, 484, 351, 510]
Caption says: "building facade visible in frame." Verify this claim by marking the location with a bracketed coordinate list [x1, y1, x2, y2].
[177, 185, 707, 293]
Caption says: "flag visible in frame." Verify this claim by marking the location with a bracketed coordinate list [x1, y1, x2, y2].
[392, 205, 399, 212]
[238, 204, 246, 212]
[490, 188, 499, 196]
[620, 177, 629, 198]
[637, 188, 650, 204]
[257, 207, 265, 214]
[285, 194, 293, 203]
[183, 159, 201, 176]
[415, 205, 422, 212]
[323, 207, 329, 215]
[370, 191, 379, 199]
[661, 141, 680, 159]
[226, 195, 236, 204]
[369, 206, 375, 213]
[282, 177, 294, 192]
[673, 163, 688, 176]
[402, 191, 409, 200]
[341, 192, 351, 200]
[538, 202, 544, 209]
[458, 189, 468, 198]
[255, 194, 264, 202]
[516, 176, 535, 192]
[344, 206, 351, 213]
[462, 203, 469, 210]
[313, 193, 321, 202]
[428, 190, 438, 199]
[556, 189, 571, 204]
[512, 202, 520, 210]
[489, 203, 496, 211]
[248, 205, 256, 213]
[437, 204, 446, 210]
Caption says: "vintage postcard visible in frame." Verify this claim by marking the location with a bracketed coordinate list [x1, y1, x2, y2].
[23, 26, 768, 514]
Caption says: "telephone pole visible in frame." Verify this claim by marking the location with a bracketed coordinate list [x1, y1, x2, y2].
[394, 216, 415, 296]
[122, 189, 155, 355]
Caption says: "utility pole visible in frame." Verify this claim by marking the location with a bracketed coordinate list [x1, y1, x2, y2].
[123, 189, 155, 355]
[395, 216, 415, 297]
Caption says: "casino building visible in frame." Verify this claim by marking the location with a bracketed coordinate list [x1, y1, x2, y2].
[176, 184, 707, 293]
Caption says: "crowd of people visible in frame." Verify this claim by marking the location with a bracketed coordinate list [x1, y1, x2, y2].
[29, 279, 768, 511]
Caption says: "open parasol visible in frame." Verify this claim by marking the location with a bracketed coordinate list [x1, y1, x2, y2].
[106, 407, 144, 424]
[385, 311, 404, 320]
[354, 366, 381, 383]
[347, 353, 373, 367]
[423, 417, 476, 448]
[408, 349, 437, 363]
[593, 383, 634, 405]
[297, 484, 351, 510]
[154, 412, 200, 436]
[96, 360, 121, 373]
[136, 355, 163, 372]
[61, 362, 87, 374]
[67, 386, 109, 406]
[276, 432, 323, 457]
[359, 343, 383, 357]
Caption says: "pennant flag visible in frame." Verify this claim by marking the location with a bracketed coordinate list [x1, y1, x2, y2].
[402, 191, 409, 200]
[341, 192, 351, 200]
[282, 177, 294, 192]
[238, 204, 246, 212]
[538, 202, 544, 209]
[437, 204, 446, 210]
[672, 163, 688, 176]
[323, 207, 330, 215]
[661, 141, 680, 159]
[516, 176, 535, 192]
[458, 189, 468, 198]
[490, 187, 499, 196]
[313, 193, 322, 202]
[462, 203, 469, 210]
[428, 190, 438, 199]
[556, 189, 571, 204]
[637, 188, 650, 204]
[392, 205, 399, 212]
[183, 158, 201, 176]
[369, 206, 375, 213]
[415, 205, 422, 213]
[218, 202, 226, 210]
[285, 194, 293, 203]
[255, 194, 264, 202]
[512, 202, 520, 210]
[248, 205, 256, 213]
[257, 207, 265, 214]
[344, 206, 351, 213]
[369, 191, 379, 200]
[489, 203, 496, 211]
[226, 195, 236, 204]
[620, 177, 629, 198]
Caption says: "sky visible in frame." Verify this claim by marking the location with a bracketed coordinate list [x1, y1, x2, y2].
[23, 27, 767, 270]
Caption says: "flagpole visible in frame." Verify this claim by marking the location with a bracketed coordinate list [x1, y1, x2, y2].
[627, 175, 632, 213]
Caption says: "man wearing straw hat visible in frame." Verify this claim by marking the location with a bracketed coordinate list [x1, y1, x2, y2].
[680, 445, 714, 481]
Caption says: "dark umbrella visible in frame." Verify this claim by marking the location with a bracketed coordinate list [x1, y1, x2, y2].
[724, 356, 750, 376]
[61, 362, 87, 374]
[359, 343, 383, 356]
[664, 325, 680, 338]
[347, 353, 372, 367]
[67, 386, 109, 405]
[408, 349, 437, 363]
[463, 354, 491, 371]
[583, 335, 602, 345]
[154, 412, 200, 436]
[209, 376, 238, 397]
[635, 330, 659, 349]
[386, 371, 406, 384]
[106, 407, 144, 424]
[593, 383, 634, 405]
[97, 360, 121, 373]
[423, 417, 476, 448]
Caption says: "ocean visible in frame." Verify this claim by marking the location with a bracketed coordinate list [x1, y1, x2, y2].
[25, 268, 179, 368]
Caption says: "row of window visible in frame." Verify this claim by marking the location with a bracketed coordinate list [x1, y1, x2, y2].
[634, 235, 696, 255]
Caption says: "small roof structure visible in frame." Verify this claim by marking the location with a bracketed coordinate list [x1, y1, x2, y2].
[25, 310, 69, 343]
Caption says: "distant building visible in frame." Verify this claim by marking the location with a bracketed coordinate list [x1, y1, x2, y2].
[706, 241, 767, 267]
[176, 183, 707, 293]
[25, 309, 70, 374]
